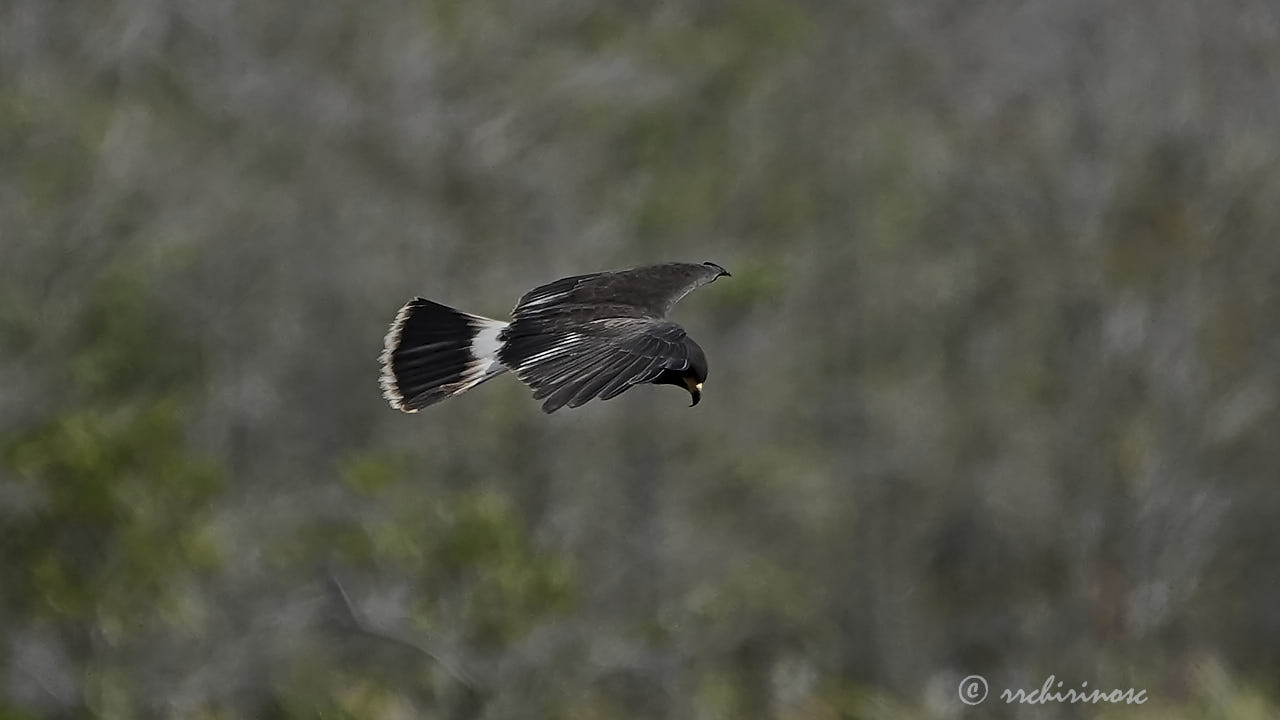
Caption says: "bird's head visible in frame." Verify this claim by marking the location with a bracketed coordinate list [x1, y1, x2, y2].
[686, 376, 703, 407]
[652, 337, 709, 407]
[680, 337, 709, 407]
[664, 367, 704, 407]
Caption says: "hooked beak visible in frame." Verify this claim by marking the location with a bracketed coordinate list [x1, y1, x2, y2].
[689, 382, 703, 407]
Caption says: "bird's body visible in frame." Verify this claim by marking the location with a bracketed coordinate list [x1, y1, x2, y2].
[380, 262, 729, 413]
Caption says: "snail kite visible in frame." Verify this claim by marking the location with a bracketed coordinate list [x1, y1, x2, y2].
[380, 261, 730, 413]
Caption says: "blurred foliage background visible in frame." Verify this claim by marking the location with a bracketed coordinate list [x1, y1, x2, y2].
[3, 1, 1280, 718]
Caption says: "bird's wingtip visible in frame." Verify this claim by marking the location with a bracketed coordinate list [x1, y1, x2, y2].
[701, 261, 730, 278]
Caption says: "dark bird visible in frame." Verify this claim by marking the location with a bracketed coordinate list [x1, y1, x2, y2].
[380, 262, 730, 413]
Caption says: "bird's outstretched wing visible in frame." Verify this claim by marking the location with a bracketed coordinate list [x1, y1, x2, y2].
[511, 262, 727, 320]
[498, 317, 691, 413]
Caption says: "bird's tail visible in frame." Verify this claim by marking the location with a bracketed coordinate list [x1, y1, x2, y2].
[379, 298, 509, 412]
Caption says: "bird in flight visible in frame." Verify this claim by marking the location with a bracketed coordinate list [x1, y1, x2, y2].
[380, 262, 730, 413]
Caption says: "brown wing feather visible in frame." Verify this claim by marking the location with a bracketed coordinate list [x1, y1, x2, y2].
[511, 263, 724, 320]
[499, 318, 689, 412]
